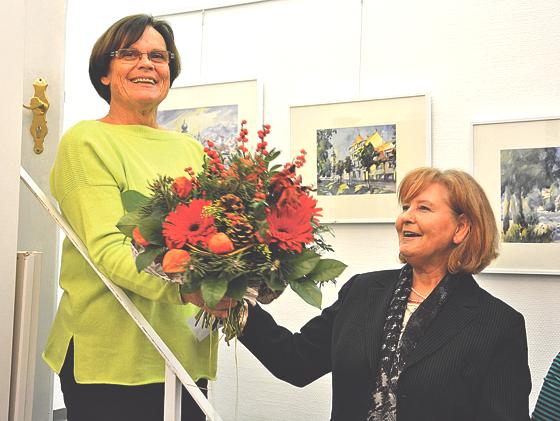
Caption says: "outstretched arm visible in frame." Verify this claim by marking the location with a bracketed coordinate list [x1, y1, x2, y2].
[239, 278, 354, 387]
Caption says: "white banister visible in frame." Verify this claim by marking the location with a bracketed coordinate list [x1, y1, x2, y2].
[20, 167, 223, 421]
[9, 251, 42, 421]
[165, 364, 183, 421]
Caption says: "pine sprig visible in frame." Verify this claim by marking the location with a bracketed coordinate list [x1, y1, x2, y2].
[139, 175, 178, 216]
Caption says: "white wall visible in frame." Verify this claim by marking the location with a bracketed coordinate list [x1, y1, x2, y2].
[64, 0, 560, 419]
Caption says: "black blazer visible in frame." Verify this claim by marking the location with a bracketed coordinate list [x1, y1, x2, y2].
[240, 269, 531, 421]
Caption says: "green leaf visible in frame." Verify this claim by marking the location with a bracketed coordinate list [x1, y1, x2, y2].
[121, 190, 149, 212]
[138, 214, 164, 246]
[282, 250, 321, 281]
[252, 201, 267, 220]
[116, 211, 142, 237]
[267, 149, 281, 161]
[226, 277, 248, 301]
[266, 271, 286, 291]
[306, 259, 347, 282]
[179, 278, 200, 294]
[289, 279, 322, 309]
[135, 246, 164, 272]
[201, 276, 229, 309]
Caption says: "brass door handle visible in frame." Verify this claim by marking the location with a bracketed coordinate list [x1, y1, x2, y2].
[23, 77, 49, 154]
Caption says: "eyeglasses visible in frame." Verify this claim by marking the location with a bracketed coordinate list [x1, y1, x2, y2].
[109, 48, 175, 64]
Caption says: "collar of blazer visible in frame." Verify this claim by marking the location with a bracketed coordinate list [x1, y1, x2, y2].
[364, 270, 481, 376]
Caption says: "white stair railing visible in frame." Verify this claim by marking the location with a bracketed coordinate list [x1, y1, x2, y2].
[20, 167, 223, 421]
[9, 251, 43, 421]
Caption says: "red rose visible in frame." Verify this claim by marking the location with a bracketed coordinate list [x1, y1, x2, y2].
[172, 176, 193, 199]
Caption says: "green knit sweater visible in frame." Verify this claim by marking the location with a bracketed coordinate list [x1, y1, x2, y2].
[43, 120, 218, 385]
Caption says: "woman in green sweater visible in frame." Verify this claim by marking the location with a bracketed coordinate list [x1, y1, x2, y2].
[43, 14, 215, 421]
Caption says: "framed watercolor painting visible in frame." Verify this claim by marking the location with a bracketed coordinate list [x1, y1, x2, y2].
[290, 94, 431, 223]
[157, 79, 263, 157]
[473, 117, 560, 275]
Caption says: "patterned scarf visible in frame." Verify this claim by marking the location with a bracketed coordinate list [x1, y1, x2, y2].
[367, 265, 457, 421]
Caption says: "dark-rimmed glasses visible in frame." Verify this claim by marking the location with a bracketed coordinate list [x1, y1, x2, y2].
[109, 48, 175, 64]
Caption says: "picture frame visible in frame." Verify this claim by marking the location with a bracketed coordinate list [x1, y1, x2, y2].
[473, 117, 560, 275]
[157, 79, 263, 156]
[290, 94, 431, 223]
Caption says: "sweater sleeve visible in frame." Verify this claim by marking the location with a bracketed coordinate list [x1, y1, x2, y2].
[51, 127, 183, 304]
[239, 277, 355, 387]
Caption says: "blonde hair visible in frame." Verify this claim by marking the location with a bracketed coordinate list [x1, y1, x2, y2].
[398, 167, 499, 274]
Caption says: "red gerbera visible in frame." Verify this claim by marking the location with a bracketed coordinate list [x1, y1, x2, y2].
[297, 193, 323, 222]
[162, 200, 217, 248]
[270, 169, 309, 211]
[266, 195, 316, 253]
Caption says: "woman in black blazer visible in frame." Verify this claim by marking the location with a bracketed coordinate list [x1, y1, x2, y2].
[239, 167, 531, 421]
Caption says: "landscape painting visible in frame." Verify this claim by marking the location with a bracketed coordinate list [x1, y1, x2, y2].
[501, 146, 560, 243]
[316, 124, 397, 196]
[157, 104, 238, 157]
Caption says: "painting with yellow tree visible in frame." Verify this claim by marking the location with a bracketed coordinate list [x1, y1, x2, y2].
[316, 124, 396, 196]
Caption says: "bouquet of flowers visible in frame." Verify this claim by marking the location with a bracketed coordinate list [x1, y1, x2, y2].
[117, 121, 347, 341]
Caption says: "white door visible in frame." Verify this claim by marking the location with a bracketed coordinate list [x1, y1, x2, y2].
[3, 0, 67, 420]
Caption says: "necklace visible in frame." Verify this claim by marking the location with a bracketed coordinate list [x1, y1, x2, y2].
[411, 286, 428, 300]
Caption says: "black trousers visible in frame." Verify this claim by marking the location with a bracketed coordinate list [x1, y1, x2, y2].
[59, 341, 207, 421]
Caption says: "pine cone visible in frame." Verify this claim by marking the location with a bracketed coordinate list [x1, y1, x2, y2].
[257, 283, 284, 304]
[219, 194, 245, 212]
[227, 220, 254, 247]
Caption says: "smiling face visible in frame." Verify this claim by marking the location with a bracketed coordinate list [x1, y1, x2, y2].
[395, 182, 469, 273]
[100, 26, 170, 112]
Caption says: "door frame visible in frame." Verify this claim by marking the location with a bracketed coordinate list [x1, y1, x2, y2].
[1, 0, 25, 419]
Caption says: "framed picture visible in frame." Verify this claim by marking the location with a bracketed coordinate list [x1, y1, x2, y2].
[157, 79, 263, 157]
[290, 94, 431, 223]
[473, 117, 560, 275]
